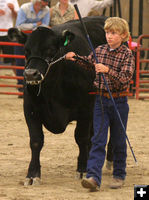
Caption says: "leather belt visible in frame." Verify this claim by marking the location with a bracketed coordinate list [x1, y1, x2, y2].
[89, 91, 128, 98]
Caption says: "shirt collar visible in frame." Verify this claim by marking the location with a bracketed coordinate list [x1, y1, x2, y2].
[56, 2, 72, 14]
[31, 3, 44, 13]
[107, 43, 124, 53]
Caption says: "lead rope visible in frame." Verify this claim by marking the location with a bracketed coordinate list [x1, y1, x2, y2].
[37, 83, 41, 96]
[35, 55, 66, 96]
[43, 54, 66, 81]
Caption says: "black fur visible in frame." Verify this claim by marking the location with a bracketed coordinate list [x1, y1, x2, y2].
[8, 16, 107, 181]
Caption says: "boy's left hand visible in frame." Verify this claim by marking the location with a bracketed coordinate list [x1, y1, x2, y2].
[95, 63, 109, 73]
[65, 52, 76, 61]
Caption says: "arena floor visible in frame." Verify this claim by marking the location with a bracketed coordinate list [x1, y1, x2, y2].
[0, 70, 149, 200]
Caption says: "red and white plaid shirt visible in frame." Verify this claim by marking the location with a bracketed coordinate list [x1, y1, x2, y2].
[85, 43, 135, 92]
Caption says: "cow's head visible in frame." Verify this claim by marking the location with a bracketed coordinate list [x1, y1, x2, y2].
[8, 26, 75, 85]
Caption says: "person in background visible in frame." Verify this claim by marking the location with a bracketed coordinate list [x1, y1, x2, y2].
[50, 0, 78, 27]
[14, 0, 50, 97]
[65, 17, 135, 191]
[0, 0, 19, 65]
[70, 0, 113, 17]
[16, 0, 50, 30]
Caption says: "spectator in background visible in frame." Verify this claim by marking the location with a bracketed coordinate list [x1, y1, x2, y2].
[16, 0, 50, 30]
[0, 0, 19, 65]
[70, 0, 113, 17]
[15, 0, 50, 97]
[50, 0, 78, 27]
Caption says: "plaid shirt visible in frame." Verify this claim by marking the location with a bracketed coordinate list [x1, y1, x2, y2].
[84, 43, 135, 92]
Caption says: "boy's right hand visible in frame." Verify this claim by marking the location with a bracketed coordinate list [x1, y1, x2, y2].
[65, 52, 76, 61]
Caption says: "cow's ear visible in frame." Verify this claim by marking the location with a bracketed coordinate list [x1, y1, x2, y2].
[61, 30, 75, 47]
[8, 28, 27, 44]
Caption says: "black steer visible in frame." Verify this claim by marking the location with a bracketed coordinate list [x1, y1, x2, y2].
[8, 16, 108, 185]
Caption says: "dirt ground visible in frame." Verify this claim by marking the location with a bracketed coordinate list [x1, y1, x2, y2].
[0, 70, 149, 200]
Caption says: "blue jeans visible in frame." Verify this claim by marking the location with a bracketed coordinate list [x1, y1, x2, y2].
[86, 95, 129, 186]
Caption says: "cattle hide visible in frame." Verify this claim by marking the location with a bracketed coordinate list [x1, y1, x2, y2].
[8, 16, 107, 185]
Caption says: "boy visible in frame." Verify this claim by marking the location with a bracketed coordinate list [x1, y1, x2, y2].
[65, 17, 135, 191]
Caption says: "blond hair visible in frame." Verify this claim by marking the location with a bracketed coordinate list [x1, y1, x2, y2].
[104, 17, 130, 42]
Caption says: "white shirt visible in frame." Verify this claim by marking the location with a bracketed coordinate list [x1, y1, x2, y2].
[70, 0, 113, 17]
[0, 0, 19, 36]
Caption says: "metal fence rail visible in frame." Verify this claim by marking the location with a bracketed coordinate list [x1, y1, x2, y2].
[135, 34, 149, 99]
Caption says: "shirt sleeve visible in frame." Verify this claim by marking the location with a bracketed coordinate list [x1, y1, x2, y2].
[91, 0, 113, 10]
[108, 51, 135, 89]
[16, 9, 34, 30]
[87, 45, 102, 64]
[41, 12, 50, 26]
[14, 0, 19, 12]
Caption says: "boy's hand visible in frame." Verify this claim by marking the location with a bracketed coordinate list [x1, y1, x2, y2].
[95, 63, 109, 73]
[65, 52, 76, 61]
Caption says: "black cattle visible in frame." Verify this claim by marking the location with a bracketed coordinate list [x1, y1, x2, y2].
[8, 16, 108, 185]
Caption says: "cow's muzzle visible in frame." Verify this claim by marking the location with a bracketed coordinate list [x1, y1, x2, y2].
[24, 69, 44, 85]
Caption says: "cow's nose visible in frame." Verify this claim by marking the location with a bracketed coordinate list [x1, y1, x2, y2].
[24, 69, 41, 81]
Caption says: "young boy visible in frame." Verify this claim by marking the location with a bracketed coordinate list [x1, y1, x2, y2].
[65, 17, 135, 191]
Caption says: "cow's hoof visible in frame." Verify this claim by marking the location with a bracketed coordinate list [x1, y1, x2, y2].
[75, 172, 87, 179]
[32, 177, 41, 185]
[24, 177, 41, 186]
[24, 178, 32, 186]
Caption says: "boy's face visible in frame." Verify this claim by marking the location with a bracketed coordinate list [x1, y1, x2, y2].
[105, 30, 126, 49]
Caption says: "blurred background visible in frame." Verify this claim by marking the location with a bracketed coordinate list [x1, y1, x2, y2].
[18, 0, 149, 40]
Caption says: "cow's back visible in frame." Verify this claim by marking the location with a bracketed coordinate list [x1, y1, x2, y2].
[52, 16, 107, 55]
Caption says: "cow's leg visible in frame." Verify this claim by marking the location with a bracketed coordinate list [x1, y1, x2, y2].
[24, 103, 44, 185]
[24, 129, 44, 186]
[74, 120, 93, 178]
